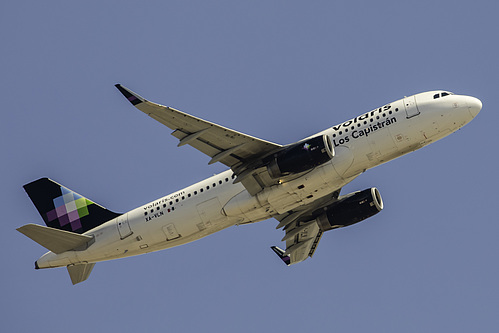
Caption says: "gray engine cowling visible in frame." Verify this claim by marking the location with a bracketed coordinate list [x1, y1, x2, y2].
[316, 188, 383, 231]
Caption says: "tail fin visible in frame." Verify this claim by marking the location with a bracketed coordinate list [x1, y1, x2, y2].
[23, 178, 120, 234]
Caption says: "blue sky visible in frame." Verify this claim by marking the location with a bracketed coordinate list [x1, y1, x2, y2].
[2, 1, 498, 332]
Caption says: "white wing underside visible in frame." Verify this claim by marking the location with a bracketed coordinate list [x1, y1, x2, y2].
[284, 220, 323, 264]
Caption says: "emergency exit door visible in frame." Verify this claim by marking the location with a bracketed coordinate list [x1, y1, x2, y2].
[163, 224, 180, 241]
[117, 214, 133, 239]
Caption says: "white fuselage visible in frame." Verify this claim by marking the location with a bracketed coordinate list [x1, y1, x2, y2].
[36, 91, 481, 268]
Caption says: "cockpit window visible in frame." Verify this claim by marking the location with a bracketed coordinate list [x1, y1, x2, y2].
[433, 91, 454, 99]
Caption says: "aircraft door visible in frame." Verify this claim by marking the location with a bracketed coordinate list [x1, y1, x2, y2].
[404, 96, 420, 118]
[117, 214, 133, 239]
[163, 224, 181, 240]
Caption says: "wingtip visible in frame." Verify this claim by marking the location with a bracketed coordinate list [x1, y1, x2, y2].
[271, 246, 291, 266]
[115, 84, 145, 106]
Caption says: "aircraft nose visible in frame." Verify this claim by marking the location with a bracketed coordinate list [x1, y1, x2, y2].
[467, 96, 482, 118]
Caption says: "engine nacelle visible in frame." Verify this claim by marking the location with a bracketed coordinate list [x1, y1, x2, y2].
[267, 134, 334, 179]
[316, 188, 383, 231]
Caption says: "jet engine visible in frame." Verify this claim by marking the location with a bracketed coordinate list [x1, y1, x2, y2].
[267, 134, 334, 179]
[316, 188, 383, 231]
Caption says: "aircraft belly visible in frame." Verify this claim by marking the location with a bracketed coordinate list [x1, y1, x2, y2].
[79, 187, 246, 262]
[132, 196, 238, 253]
[261, 163, 352, 215]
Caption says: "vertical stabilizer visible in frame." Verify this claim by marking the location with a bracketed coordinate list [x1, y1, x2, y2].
[24, 178, 120, 234]
[67, 263, 95, 285]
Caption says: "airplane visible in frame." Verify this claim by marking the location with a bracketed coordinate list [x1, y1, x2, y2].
[17, 85, 482, 284]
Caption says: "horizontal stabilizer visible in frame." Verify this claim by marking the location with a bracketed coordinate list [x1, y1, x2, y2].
[17, 224, 93, 254]
[67, 263, 95, 285]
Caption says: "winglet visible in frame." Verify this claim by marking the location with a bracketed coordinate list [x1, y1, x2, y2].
[115, 84, 146, 106]
[271, 246, 291, 266]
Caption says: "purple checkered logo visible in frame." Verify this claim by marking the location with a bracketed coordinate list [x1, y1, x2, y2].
[45, 187, 94, 231]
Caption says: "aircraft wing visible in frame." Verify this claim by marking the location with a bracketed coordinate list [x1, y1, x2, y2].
[115, 84, 282, 175]
[271, 189, 341, 265]
[272, 221, 324, 266]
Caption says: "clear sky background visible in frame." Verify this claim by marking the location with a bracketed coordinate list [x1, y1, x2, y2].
[2, 1, 497, 332]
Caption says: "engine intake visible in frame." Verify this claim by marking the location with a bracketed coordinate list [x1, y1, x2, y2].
[316, 188, 383, 231]
[267, 134, 334, 179]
